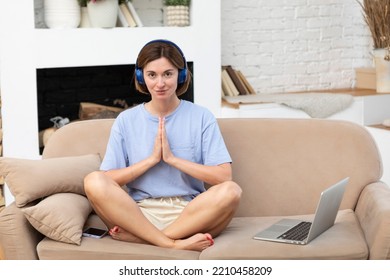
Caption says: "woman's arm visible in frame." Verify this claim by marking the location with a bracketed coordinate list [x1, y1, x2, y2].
[160, 117, 232, 185]
[104, 122, 163, 186]
[166, 158, 232, 186]
[104, 156, 158, 186]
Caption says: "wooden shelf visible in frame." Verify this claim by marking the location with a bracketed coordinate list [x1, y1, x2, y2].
[368, 124, 390, 131]
[292, 88, 382, 97]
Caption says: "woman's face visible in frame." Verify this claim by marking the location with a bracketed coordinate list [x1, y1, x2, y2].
[143, 57, 179, 101]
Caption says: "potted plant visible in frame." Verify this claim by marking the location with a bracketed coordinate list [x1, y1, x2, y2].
[77, 0, 90, 27]
[78, 0, 87, 7]
[77, 1, 129, 27]
[357, 0, 390, 93]
[82, 0, 128, 28]
[163, 0, 191, 27]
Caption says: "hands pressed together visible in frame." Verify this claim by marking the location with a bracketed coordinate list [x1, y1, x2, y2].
[151, 117, 175, 166]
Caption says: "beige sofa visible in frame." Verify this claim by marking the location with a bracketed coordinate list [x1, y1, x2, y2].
[1, 118, 390, 260]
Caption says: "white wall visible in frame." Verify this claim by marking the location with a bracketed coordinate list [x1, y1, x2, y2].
[221, 0, 373, 94]
[31, 0, 374, 95]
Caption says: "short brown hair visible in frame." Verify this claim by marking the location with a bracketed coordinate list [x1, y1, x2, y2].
[134, 40, 192, 96]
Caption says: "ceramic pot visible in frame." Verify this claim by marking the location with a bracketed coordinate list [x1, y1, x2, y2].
[79, 7, 91, 28]
[87, 0, 119, 28]
[164, 5, 190, 27]
[44, 0, 80, 28]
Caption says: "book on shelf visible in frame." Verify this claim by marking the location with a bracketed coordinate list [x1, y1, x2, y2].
[236, 70, 256, 94]
[117, 7, 129, 27]
[225, 65, 248, 95]
[221, 68, 239, 97]
[221, 65, 255, 97]
[221, 72, 232, 97]
[127, 1, 143, 27]
[119, 3, 137, 27]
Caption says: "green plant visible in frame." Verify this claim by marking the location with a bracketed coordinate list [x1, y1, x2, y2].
[163, 0, 191, 6]
[78, 0, 87, 7]
[357, 0, 390, 50]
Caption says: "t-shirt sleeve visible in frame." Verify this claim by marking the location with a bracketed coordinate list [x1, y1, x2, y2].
[201, 119, 232, 166]
[100, 122, 128, 171]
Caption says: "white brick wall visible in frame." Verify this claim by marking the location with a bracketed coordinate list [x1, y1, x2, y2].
[221, 0, 373, 93]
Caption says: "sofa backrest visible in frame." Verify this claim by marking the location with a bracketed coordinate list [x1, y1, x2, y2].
[42, 119, 114, 159]
[42, 118, 382, 218]
[217, 118, 382, 217]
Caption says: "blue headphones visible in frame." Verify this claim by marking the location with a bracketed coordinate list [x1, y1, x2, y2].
[135, 39, 188, 85]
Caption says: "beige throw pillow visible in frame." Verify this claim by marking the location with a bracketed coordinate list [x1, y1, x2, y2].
[22, 193, 93, 245]
[0, 154, 101, 207]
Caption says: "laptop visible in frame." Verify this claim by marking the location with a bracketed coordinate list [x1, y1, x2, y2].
[253, 177, 349, 245]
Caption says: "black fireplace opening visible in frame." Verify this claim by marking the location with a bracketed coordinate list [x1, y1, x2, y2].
[36, 63, 194, 132]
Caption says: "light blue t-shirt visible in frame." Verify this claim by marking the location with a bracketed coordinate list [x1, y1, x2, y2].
[100, 100, 232, 201]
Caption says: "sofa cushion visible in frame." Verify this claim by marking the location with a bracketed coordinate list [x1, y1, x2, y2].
[0, 154, 101, 207]
[22, 193, 93, 245]
[36, 210, 368, 260]
[36, 214, 200, 260]
[199, 209, 369, 260]
[22, 193, 92, 245]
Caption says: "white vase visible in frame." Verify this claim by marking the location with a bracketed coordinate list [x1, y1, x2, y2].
[79, 7, 91, 28]
[164, 5, 190, 27]
[44, 0, 80, 29]
[373, 48, 390, 93]
[87, 0, 119, 28]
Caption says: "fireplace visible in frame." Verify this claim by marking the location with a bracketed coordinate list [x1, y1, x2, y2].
[37, 63, 194, 133]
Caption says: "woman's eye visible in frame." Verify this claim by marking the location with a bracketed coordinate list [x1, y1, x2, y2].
[147, 73, 156, 79]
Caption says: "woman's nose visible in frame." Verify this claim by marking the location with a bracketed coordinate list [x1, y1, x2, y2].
[156, 76, 165, 86]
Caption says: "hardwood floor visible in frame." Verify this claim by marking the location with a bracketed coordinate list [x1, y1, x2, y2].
[0, 186, 4, 260]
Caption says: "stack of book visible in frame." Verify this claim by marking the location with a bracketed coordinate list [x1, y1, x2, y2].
[118, 2, 143, 28]
[221, 65, 255, 97]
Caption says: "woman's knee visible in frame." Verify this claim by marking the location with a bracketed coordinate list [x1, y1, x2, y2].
[218, 181, 242, 206]
[83, 171, 107, 198]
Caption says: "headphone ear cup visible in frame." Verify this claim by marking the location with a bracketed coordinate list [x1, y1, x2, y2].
[135, 68, 145, 85]
[178, 68, 187, 84]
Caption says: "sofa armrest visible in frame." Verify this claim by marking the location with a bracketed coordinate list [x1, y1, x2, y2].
[0, 202, 43, 259]
[355, 182, 390, 260]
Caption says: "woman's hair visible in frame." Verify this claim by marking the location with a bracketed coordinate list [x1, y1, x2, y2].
[134, 40, 192, 96]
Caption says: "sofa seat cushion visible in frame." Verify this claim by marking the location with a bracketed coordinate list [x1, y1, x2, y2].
[36, 210, 367, 260]
[36, 214, 200, 260]
[37, 237, 200, 260]
[199, 209, 368, 260]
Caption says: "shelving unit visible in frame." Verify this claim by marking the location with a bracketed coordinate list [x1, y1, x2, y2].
[0, 0, 221, 205]
[221, 89, 390, 126]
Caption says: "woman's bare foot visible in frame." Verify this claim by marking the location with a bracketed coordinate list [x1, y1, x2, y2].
[173, 233, 214, 251]
[109, 226, 214, 252]
[109, 226, 148, 244]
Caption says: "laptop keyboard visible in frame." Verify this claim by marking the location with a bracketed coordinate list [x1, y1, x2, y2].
[277, 221, 312, 241]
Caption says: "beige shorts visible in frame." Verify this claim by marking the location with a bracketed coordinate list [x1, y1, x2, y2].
[137, 197, 189, 230]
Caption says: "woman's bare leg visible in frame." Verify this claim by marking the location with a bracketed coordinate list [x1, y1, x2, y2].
[163, 181, 242, 239]
[84, 171, 213, 251]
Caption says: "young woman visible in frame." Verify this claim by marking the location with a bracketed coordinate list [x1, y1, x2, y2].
[84, 39, 242, 252]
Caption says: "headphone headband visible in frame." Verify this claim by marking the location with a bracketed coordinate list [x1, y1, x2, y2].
[135, 39, 188, 85]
